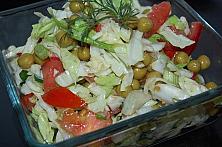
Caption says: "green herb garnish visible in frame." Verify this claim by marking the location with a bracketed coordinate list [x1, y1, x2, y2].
[148, 34, 166, 43]
[34, 75, 43, 83]
[90, 0, 139, 27]
[96, 113, 106, 120]
[68, 0, 138, 41]
[19, 70, 31, 82]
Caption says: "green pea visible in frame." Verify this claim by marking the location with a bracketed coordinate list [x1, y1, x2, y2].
[34, 44, 49, 60]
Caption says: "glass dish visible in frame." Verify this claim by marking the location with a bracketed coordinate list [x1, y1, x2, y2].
[1, 0, 222, 146]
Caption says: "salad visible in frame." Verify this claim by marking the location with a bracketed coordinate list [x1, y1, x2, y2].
[4, 0, 218, 144]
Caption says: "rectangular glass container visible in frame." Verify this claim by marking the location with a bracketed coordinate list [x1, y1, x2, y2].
[1, 0, 222, 146]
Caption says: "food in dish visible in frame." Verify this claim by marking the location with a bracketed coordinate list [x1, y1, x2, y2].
[4, 0, 217, 144]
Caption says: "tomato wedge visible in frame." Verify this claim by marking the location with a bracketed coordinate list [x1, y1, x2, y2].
[144, 1, 171, 38]
[183, 22, 203, 55]
[42, 87, 86, 108]
[163, 42, 177, 59]
[42, 57, 64, 92]
[58, 109, 112, 136]
[21, 93, 35, 111]
[95, 23, 102, 32]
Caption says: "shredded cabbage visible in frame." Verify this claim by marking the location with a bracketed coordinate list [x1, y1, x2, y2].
[30, 64, 42, 79]
[47, 7, 72, 20]
[31, 103, 54, 143]
[5, 46, 22, 59]
[22, 37, 38, 54]
[107, 95, 124, 111]
[55, 71, 75, 87]
[26, 76, 43, 94]
[87, 83, 107, 112]
[31, 19, 56, 40]
[113, 31, 144, 66]
[71, 19, 116, 52]
[180, 16, 190, 35]
[34, 93, 58, 122]
[122, 90, 151, 115]
[142, 39, 166, 52]
[128, 31, 144, 65]
[102, 50, 128, 77]
[179, 76, 208, 96]
[153, 83, 189, 103]
[93, 19, 131, 44]
[159, 27, 195, 48]
[167, 15, 186, 30]
[77, 61, 90, 77]
[163, 70, 179, 86]
[121, 67, 133, 91]
[20, 83, 32, 95]
[60, 48, 80, 83]
[87, 46, 111, 76]
[41, 41, 61, 58]
[136, 100, 158, 115]
[95, 73, 121, 87]
[151, 53, 169, 73]
[38, 112, 54, 143]
[68, 84, 96, 103]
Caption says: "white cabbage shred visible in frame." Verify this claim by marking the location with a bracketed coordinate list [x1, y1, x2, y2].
[159, 27, 195, 48]
[122, 90, 151, 115]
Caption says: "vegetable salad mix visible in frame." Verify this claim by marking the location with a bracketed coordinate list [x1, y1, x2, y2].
[4, 0, 217, 144]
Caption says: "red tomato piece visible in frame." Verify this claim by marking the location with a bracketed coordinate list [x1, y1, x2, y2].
[144, 1, 171, 38]
[191, 72, 197, 80]
[163, 42, 178, 59]
[21, 93, 35, 111]
[95, 23, 102, 32]
[42, 87, 86, 108]
[183, 22, 203, 55]
[42, 57, 64, 92]
[58, 109, 112, 136]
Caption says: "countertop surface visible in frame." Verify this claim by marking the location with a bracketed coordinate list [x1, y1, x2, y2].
[0, 0, 222, 147]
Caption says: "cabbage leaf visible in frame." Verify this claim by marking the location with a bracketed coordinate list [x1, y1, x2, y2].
[159, 27, 195, 48]
[60, 48, 80, 83]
